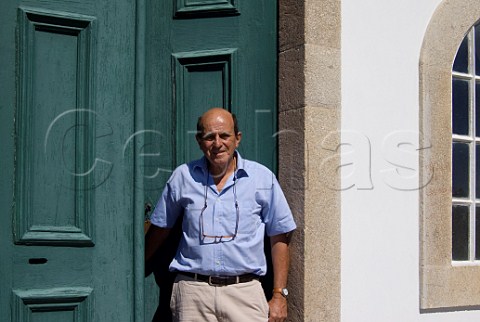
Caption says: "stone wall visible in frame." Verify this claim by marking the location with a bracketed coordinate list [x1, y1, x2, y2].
[278, 1, 342, 321]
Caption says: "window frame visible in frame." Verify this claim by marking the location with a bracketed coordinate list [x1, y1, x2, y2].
[420, 0, 480, 311]
[451, 27, 480, 263]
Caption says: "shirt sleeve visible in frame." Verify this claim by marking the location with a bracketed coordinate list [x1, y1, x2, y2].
[261, 174, 297, 236]
[150, 180, 183, 229]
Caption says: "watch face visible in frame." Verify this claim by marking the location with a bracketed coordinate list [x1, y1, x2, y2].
[282, 288, 289, 297]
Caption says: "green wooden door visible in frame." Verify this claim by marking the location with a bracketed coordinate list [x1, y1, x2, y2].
[0, 1, 138, 321]
[142, 1, 278, 318]
[0, 0, 277, 320]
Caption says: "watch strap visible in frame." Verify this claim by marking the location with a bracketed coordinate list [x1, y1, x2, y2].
[272, 287, 288, 298]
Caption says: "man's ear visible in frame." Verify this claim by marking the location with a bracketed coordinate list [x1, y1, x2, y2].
[195, 134, 202, 146]
[235, 131, 242, 146]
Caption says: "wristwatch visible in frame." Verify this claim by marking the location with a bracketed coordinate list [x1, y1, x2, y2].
[273, 287, 289, 299]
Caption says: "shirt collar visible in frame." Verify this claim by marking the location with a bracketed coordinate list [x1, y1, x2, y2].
[192, 150, 248, 178]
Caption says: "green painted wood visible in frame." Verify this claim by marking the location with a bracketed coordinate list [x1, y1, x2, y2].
[0, 0, 18, 319]
[14, 9, 96, 247]
[143, 1, 278, 319]
[174, 0, 239, 17]
[135, 0, 147, 319]
[1, 1, 138, 321]
[12, 287, 93, 321]
[172, 48, 238, 163]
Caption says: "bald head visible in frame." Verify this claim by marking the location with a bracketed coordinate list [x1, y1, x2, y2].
[196, 108, 239, 139]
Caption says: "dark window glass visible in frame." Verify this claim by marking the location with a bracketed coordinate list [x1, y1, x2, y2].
[477, 82, 480, 137]
[477, 145, 480, 199]
[453, 36, 469, 73]
[452, 205, 470, 260]
[476, 26, 480, 75]
[452, 143, 470, 197]
[452, 78, 470, 135]
[476, 207, 480, 260]
[453, 36, 468, 73]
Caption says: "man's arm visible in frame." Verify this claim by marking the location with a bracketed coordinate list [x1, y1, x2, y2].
[145, 225, 171, 262]
[268, 232, 292, 322]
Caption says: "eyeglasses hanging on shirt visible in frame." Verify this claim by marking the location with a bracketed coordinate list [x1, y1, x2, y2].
[200, 163, 239, 243]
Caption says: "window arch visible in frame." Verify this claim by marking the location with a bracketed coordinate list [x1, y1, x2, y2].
[420, 0, 480, 310]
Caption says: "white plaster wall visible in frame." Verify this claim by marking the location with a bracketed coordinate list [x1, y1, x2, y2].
[341, 0, 480, 321]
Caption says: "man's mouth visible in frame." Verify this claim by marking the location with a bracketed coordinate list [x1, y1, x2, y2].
[212, 151, 226, 157]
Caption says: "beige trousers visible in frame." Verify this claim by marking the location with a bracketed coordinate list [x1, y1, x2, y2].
[170, 274, 269, 322]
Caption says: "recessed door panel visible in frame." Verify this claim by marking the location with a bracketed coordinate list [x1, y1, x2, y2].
[15, 8, 95, 246]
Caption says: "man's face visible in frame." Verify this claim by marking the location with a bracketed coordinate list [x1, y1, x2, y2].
[196, 111, 242, 173]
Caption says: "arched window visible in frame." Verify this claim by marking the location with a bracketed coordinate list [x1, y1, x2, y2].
[420, 0, 480, 311]
[451, 24, 480, 262]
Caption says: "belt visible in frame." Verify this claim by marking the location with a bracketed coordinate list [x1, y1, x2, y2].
[179, 272, 259, 286]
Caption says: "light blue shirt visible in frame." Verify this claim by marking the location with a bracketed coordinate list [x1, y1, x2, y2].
[150, 152, 296, 276]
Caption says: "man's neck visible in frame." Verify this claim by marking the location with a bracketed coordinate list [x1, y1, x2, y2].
[209, 156, 236, 190]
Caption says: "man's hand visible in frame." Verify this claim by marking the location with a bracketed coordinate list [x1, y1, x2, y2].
[268, 293, 287, 322]
[269, 233, 292, 322]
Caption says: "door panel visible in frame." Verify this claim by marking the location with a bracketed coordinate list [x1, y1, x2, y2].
[15, 8, 95, 247]
[1, 1, 136, 321]
[172, 48, 238, 163]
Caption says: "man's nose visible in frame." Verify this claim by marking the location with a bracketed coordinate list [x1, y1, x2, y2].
[213, 135, 222, 146]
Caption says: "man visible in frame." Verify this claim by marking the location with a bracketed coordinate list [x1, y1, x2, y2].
[145, 108, 296, 322]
